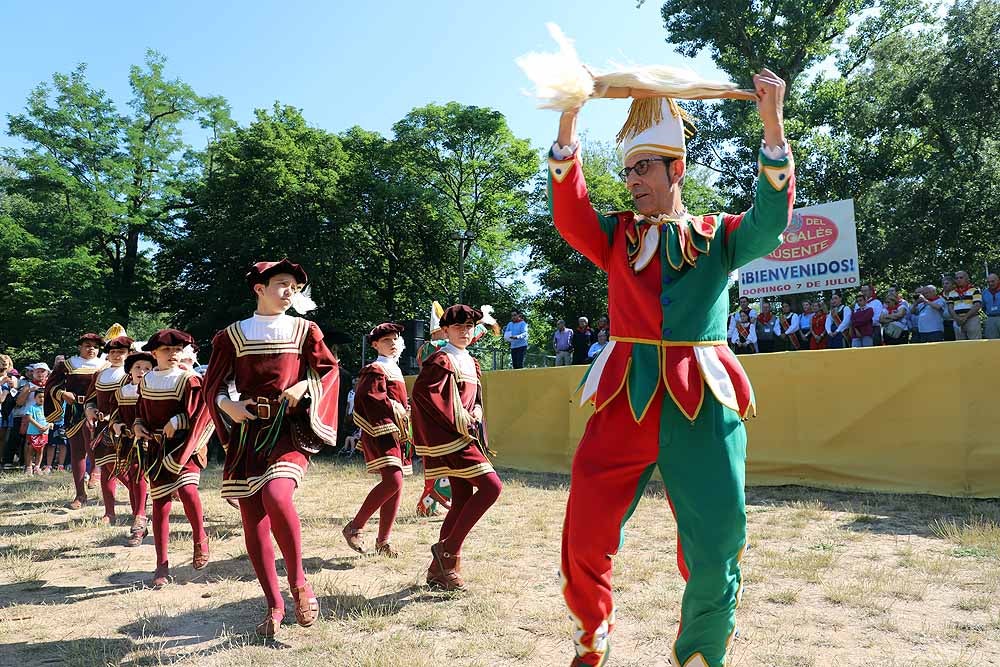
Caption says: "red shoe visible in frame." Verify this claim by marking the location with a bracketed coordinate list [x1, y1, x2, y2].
[569, 646, 610, 666]
[291, 584, 319, 627]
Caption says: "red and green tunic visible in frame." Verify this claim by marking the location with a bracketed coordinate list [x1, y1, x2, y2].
[353, 358, 413, 475]
[411, 346, 493, 480]
[548, 148, 795, 422]
[134, 368, 214, 500]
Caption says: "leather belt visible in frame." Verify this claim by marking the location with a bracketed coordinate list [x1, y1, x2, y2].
[254, 397, 282, 420]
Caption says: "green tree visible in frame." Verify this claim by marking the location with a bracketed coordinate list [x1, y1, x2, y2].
[392, 103, 538, 308]
[2, 51, 225, 359]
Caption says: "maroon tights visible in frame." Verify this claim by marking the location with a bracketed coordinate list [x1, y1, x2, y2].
[151, 484, 206, 569]
[351, 467, 404, 544]
[238, 477, 306, 610]
[438, 473, 502, 555]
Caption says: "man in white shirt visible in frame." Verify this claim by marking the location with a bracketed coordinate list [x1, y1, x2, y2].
[825, 293, 852, 349]
[797, 301, 814, 349]
[860, 284, 884, 345]
[729, 311, 758, 354]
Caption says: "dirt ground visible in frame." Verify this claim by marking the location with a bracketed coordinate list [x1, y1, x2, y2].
[1, 460, 999, 666]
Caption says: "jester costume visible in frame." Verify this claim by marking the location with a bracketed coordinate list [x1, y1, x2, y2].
[135, 329, 214, 586]
[203, 259, 338, 636]
[45, 334, 108, 508]
[411, 304, 503, 591]
[343, 323, 412, 558]
[549, 97, 794, 667]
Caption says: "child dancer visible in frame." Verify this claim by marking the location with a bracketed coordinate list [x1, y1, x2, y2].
[113, 351, 154, 547]
[411, 304, 502, 590]
[132, 329, 214, 587]
[343, 323, 411, 557]
[203, 259, 340, 637]
[86, 335, 132, 522]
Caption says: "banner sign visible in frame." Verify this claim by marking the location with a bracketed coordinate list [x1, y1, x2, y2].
[738, 199, 859, 298]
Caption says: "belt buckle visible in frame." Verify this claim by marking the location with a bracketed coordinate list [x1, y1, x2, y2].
[76, 396, 87, 405]
[256, 397, 272, 420]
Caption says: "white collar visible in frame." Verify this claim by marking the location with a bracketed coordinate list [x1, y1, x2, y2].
[252, 312, 291, 322]
[70, 355, 104, 368]
[443, 343, 470, 357]
[376, 355, 399, 367]
[150, 366, 185, 376]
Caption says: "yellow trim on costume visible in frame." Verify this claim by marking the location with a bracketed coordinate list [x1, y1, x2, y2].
[594, 358, 630, 414]
[623, 143, 685, 161]
[220, 461, 304, 498]
[661, 367, 705, 423]
[138, 371, 197, 401]
[548, 157, 576, 183]
[306, 366, 337, 446]
[365, 455, 404, 472]
[94, 453, 117, 468]
[149, 472, 200, 499]
[353, 413, 400, 438]
[225, 318, 310, 358]
[423, 461, 495, 480]
[64, 358, 110, 375]
[760, 163, 792, 192]
[628, 347, 662, 424]
[414, 435, 476, 457]
[610, 336, 726, 347]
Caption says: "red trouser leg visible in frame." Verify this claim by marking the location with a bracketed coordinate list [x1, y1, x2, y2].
[561, 390, 663, 665]
[69, 431, 88, 500]
[175, 484, 206, 544]
[352, 467, 404, 543]
[261, 478, 306, 589]
[440, 473, 502, 555]
[129, 466, 148, 518]
[100, 463, 118, 518]
[152, 497, 171, 568]
[239, 493, 283, 609]
[438, 477, 472, 544]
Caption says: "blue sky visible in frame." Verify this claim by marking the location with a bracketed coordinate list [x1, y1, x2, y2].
[0, 0, 729, 152]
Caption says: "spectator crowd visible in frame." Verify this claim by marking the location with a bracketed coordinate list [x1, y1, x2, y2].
[724, 271, 999, 354]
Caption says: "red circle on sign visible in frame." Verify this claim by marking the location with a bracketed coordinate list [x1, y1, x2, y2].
[766, 214, 839, 262]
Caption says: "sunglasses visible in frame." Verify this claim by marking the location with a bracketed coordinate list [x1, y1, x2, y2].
[618, 157, 674, 182]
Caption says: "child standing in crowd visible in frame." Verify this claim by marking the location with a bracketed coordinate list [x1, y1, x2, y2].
[850, 295, 875, 347]
[24, 391, 51, 474]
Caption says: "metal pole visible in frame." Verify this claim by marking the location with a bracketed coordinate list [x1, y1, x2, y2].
[458, 238, 466, 304]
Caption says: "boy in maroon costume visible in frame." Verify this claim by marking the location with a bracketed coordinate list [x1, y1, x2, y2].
[203, 259, 340, 637]
[343, 323, 412, 558]
[113, 351, 154, 547]
[45, 333, 108, 509]
[411, 304, 502, 590]
[86, 335, 133, 523]
[133, 329, 214, 588]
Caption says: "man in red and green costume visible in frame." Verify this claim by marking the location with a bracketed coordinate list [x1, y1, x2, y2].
[549, 70, 794, 667]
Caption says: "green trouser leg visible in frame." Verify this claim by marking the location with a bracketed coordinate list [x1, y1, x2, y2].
[657, 395, 747, 667]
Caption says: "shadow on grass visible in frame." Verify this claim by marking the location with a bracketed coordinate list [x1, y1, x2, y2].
[746, 484, 1000, 537]
[0, 579, 135, 607]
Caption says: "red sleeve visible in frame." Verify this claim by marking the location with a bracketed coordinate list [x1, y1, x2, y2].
[168, 373, 213, 470]
[548, 151, 615, 271]
[203, 328, 236, 446]
[44, 362, 68, 423]
[303, 322, 340, 447]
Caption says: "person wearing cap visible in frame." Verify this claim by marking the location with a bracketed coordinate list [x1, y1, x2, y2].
[203, 259, 339, 637]
[85, 334, 133, 523]
[45, 333, 109, 509]
[112, 351, 155, 547]
[411, 304, 503, 591]
[548, 70, 793, 667]
[342, 323, 412, 558]
[132, 328, 214, 588]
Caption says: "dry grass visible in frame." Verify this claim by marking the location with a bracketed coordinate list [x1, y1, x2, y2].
[0, 464, 999, 666]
